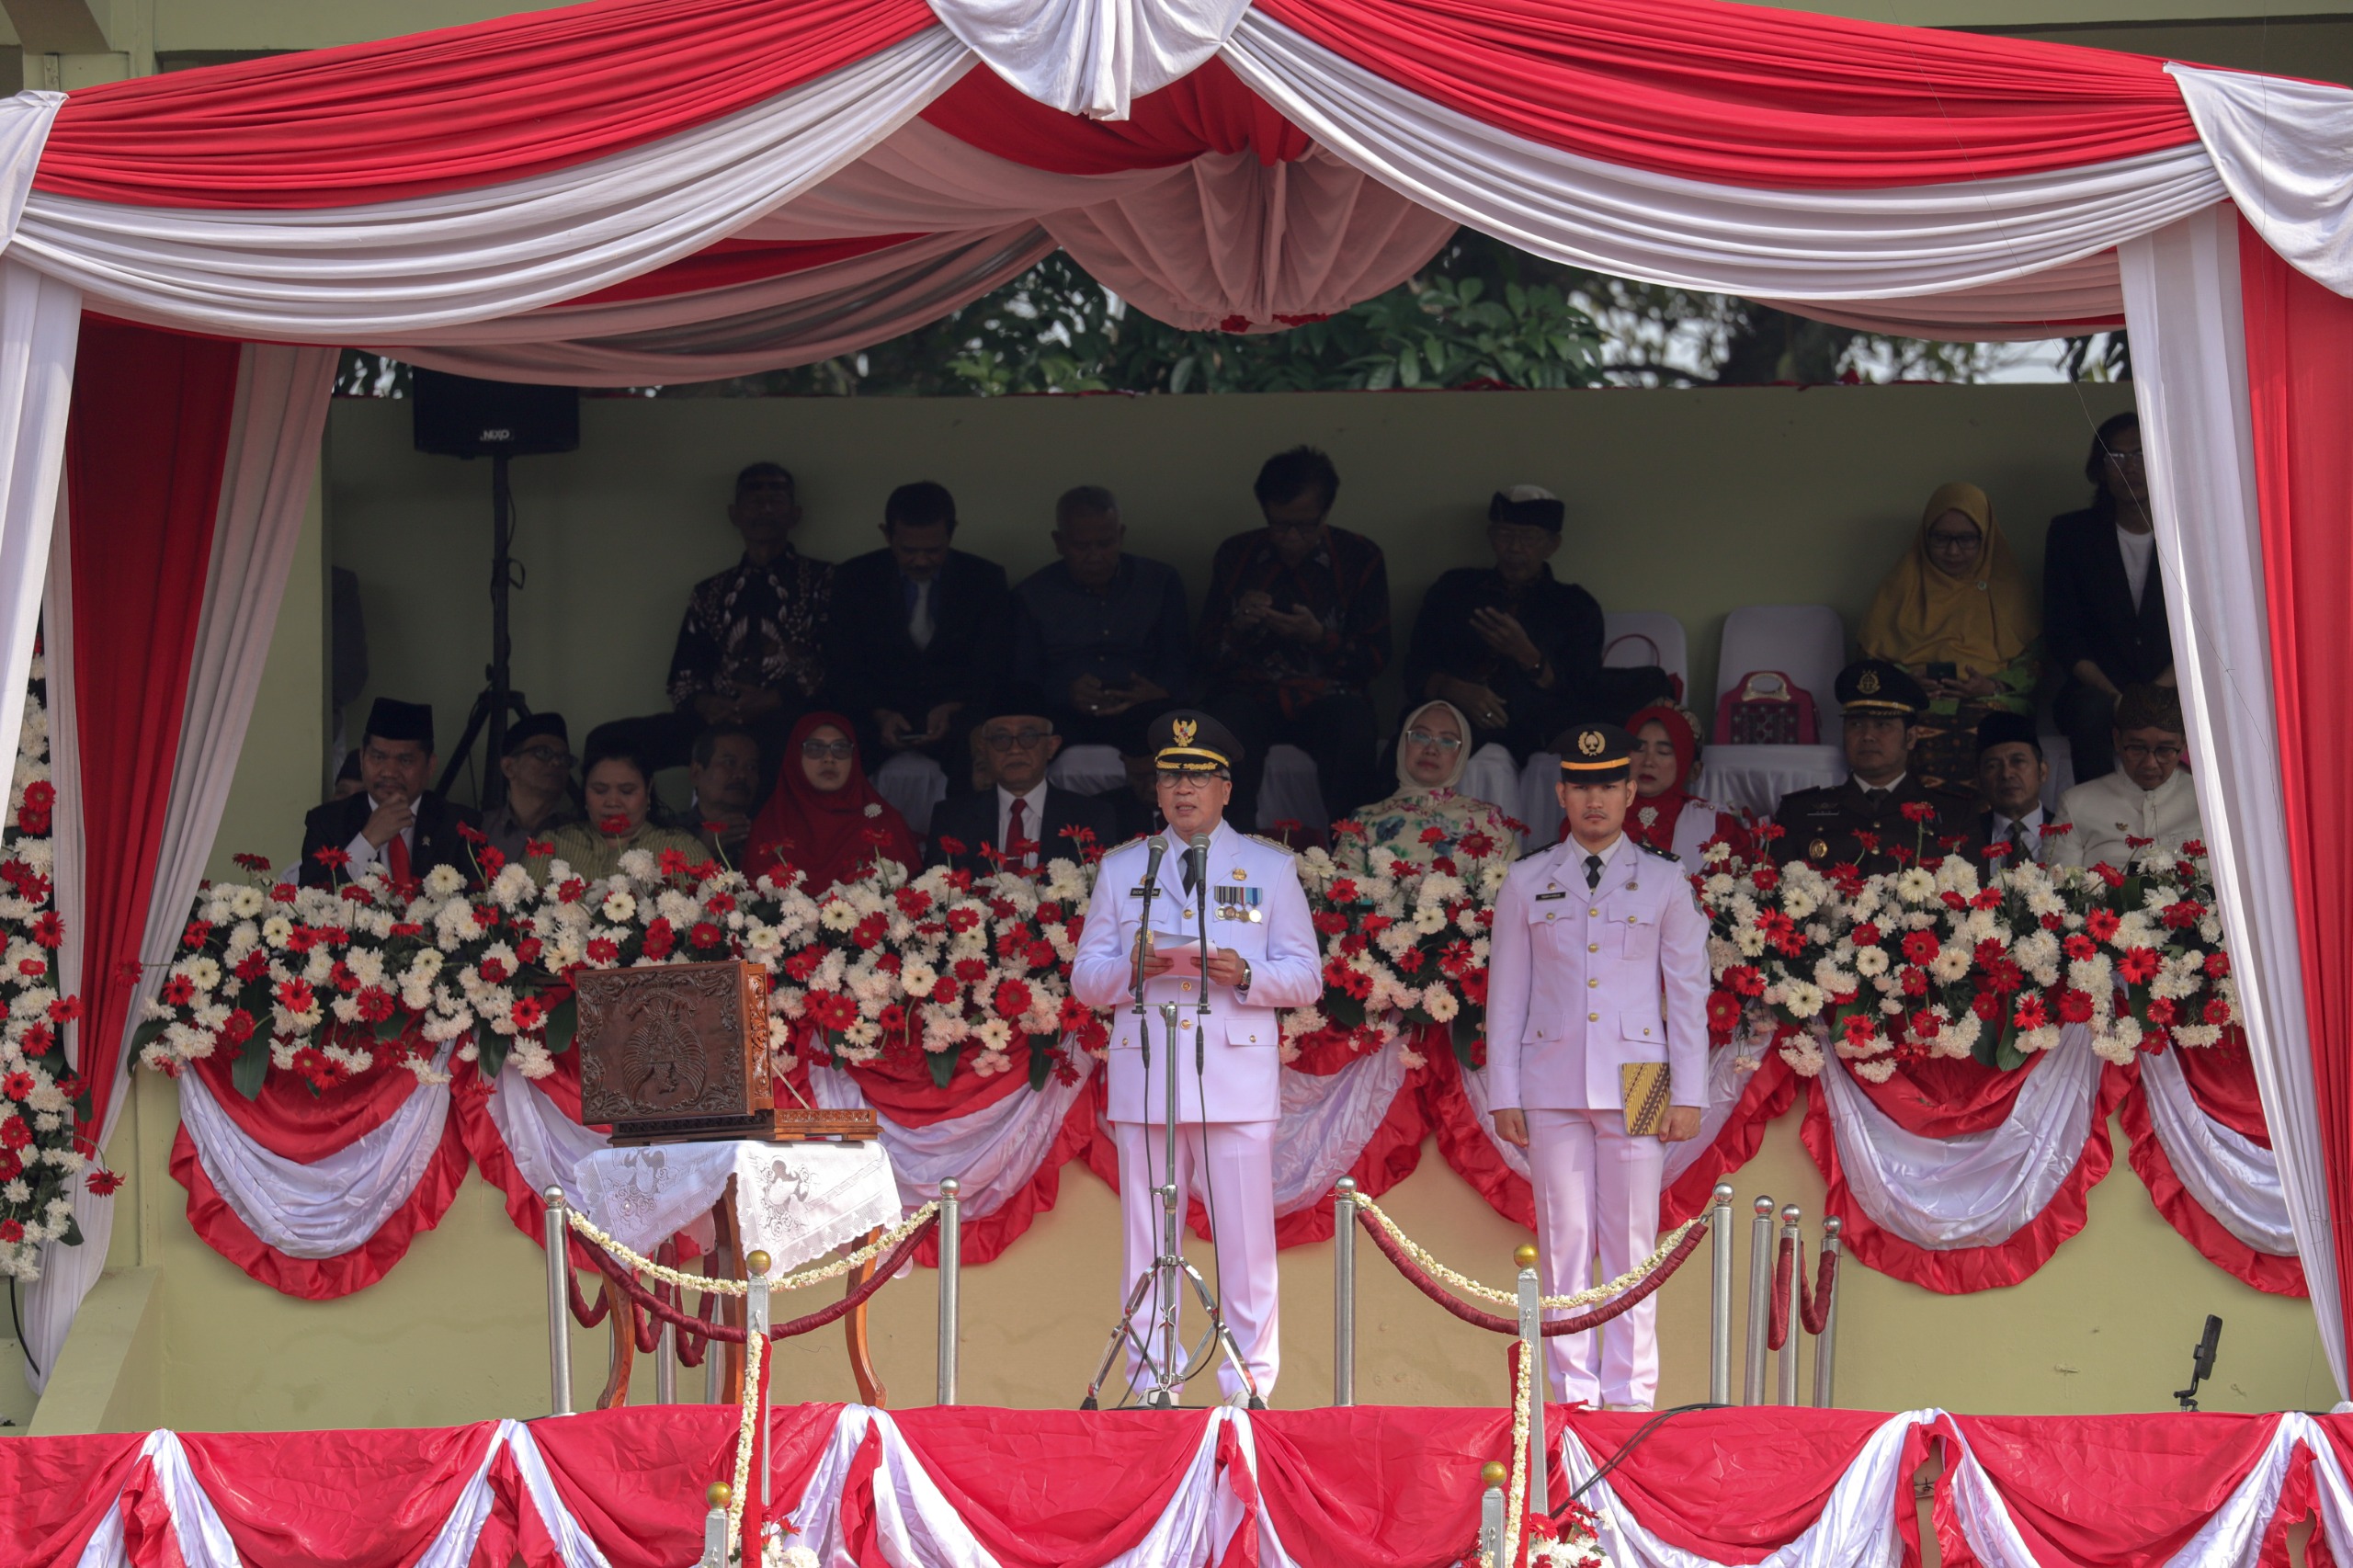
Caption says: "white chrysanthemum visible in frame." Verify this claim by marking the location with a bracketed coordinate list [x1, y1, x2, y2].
[2018, 1025, 2063, 1053]
[1422, 986, 1461, 1022]
[422, 864, 466, 899]
[490, 863, 536, 910]
[2093, 1017, 2143, 1066]
[618, 848, 658, 881]
[1779, 1034, 1826, 1076]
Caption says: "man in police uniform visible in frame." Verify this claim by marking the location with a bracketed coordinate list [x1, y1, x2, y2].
[1071, 710, 1323, 1401]
[1772, 660, 1967, 873]
[1489, 722, 1709, 1411]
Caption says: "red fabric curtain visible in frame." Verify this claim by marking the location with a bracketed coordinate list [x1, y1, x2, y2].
[2239, 221, 2353, 1378]
[1256, 0, 2198, 187]
[63, 320, 241, 1157]
[33, 0, 936, 209]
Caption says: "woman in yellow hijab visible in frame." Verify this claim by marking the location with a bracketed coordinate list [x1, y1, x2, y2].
[1859, 482, 2042, 802]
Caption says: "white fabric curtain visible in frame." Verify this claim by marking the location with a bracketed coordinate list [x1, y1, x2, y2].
[2138, 1047, 2295, 1256]
[2170, 65, 2353, 294]
[2117, 204, 2343, 1392]
[926, 0, 1249, 120]
[812, 1056, 1093, 1221]
[22, 345, 335, 1389]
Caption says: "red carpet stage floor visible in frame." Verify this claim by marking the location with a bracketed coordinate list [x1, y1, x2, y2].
[7, 1401, 2353, 1566]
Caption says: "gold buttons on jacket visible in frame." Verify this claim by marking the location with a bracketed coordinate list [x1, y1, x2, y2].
[1588, 1012, 1599, 1022]
[1545, 912, 1556, 921]
[1588, 942, 1598, 953]
[1587, 977, 1599, 988]
[1588, 908, 1599, 917]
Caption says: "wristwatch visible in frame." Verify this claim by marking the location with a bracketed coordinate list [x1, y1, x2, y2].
[1238, 958, 1254, 994]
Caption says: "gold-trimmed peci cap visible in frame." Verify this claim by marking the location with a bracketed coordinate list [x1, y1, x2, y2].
[1836, 658, 1928, 717]
[1558, 722, 1635, 783]
[1150, 709, 1243, 775]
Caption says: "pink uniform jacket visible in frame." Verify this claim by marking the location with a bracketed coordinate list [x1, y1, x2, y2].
[1071, 819, 1323, 1125]
[1485, 837, 1711, 1113]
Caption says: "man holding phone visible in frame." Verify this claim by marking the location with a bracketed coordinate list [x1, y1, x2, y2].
[1488, 722, 1709, 1411]
[1071, 710, 1323, 1402]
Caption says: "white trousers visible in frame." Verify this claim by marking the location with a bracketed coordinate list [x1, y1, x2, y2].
[1527, 1108, 1667, 1408]
[1110, 1119, 1279, 1402]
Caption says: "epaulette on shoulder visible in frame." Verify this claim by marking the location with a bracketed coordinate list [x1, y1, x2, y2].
[1640, 842, 1680, 862]
[1516, 841, 1554, 862]
[1245, 833, 1298, 858]
[1105, 833, 1150, 855]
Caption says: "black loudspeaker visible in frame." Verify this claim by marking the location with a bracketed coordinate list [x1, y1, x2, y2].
[412, 369, 579, 458]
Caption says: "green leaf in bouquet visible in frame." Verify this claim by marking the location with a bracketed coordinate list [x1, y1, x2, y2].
[58, 1212, 83, 1249]
[129, 1016, 169, 1054]
[1324, 992, 1367, 1028]
[231, 1028, 272, 1100]
[1027, 1036, 1054, 1091]
[476, 1031, 511, 1083]
[926, 1044, 959, 1090]
[371, 1009, 411, 1041]
[1450, 1008, 1482, 1067]
[540, 994, 578, 1055]
[1984, 1015, 2031, 1073]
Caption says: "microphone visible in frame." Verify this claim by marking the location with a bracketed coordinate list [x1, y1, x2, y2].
[1142, 835, 1168, 884]
[1188, 832, 1211, 889]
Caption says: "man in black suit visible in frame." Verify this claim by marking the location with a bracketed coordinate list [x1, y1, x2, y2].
[1972, 710, 2052, 867]
[927, 687, 1120, 873]
[1772, 662, 1968, 874]
[2044, 413, 2172, 783]
[300, 699, 482, 889]
[824, 482, 1010, 788]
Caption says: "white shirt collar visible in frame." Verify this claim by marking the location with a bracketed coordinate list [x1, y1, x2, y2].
[997, 781, 1049, 813]
[1991, 804, 2045, 835]
[1856, 771, 1907, 796]
[1565, 831, 1626, 869]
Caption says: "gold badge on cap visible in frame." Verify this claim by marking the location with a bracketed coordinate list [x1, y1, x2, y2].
[1577, 729, 1605, 757]
[1173, 718, 1198, 747]
[1858, 669, 1881, 696]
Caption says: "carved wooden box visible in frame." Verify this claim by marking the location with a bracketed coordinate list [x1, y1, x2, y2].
[574, 961, 872, 1144]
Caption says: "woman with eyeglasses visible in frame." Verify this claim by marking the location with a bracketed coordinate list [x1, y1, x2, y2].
[1337, 699, 1518, 869]
[1602, 703, 1748, 866]
[2044, 409, 2174, 783]
[532, 729, 704, 882]
[745, 710, 918, 892]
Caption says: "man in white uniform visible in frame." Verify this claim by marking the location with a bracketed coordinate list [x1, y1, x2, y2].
[1072, 710, 1322, 1402]
[2053, 682, 2203, 870]
[1488, 722, 1709, 1411]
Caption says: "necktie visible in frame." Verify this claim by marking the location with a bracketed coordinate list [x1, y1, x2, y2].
[1181, 854, 1198, 899]
[2007, 822, 2030, 865]
[1585, 852, 1603, 890]
[1006, 796, 1029, 864]
[387, 831, 412, 886]
[908, 579, 935, 651]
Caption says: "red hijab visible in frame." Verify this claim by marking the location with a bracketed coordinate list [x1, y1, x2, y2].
[745, 711, 919, 891]
[1623, 703, 1699, 853]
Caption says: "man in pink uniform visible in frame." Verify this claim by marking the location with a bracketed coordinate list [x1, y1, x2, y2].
[1487, 722, 1711, 1410]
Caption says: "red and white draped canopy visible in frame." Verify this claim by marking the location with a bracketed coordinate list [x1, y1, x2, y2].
[4, 0, 2353, 1401]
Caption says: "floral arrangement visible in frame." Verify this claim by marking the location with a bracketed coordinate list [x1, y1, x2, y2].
[1284, 803, 1518, 1069]
[1525, 1505, 1606, 1568]
[0, 664, 104, 1279]
[1697, 825, 2238, 1080]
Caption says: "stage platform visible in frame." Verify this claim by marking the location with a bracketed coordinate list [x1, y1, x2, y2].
[7, 1401, 2348, 1566]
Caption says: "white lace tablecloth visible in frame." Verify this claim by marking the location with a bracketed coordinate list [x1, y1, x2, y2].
[572, 1140, 900, 1275]
[1702, 744, 1846, 821]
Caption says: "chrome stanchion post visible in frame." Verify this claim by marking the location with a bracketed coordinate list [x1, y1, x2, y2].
[1708, 1183, 1734, 1405]
[655, 1322, 678, 1405]
[541, 1186, 574, 1417]
[938, 1178, 962, 1406]
[1776, 1204, 1802, 1407]
[746, 1249, 772, 1516]
[1479, 1461, 1507, 1568]
[1334, 1176, 1358, 1407]
[1515, 1243, 1546, 1511]
[1741, 1195, 1773, 1406]
[699, 1483, 731, 1568]
[1812, 1217, 1844, 1410]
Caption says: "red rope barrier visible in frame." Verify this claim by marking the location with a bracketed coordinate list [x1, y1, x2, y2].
[1801, 1245, 1838, 1337]
[572, 1214, 938, 1345]
[1766, 1234, 1794, 1352]
[568, 1267, 611, 1329]
[1355, 1211, 1708, 1337]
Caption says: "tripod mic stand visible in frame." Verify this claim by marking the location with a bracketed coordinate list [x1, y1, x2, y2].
[1081, 844, 1263, 1411]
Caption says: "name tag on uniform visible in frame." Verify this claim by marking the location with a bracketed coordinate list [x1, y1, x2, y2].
[1127, 886, 1151, 897]
[1534, 891, 1567, 902]
[1212, 885, 1264, 922]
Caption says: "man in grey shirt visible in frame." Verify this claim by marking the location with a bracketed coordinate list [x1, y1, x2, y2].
[1011, 486, 1189, 761]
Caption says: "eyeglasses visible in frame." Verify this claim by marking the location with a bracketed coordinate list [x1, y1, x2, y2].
[1404, 729, 1464, 752]
[514, 746, 573, 767]
[2103, 449, 2147, 468]
[983, 728, 1054, 751]
[801, 740, 855, 760]
[2119, 743, 2182, 765]
[1155, 773, 1222, 793]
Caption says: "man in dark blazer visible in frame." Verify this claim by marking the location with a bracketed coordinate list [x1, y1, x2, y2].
[926, 687, 1120, 872]
[1972, 710, 2053, 867]
[1772, 662, 1968, 875]
[300, 699, 482, 889]
[824, 482, 1010, 787]
[2043, 415, 2172, 783]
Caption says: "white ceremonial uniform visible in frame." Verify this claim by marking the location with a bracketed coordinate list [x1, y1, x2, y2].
[1486, 832, 1711, 1407]
[2052, 768, 2203, 870]
[1070, 817, 1322, 1398]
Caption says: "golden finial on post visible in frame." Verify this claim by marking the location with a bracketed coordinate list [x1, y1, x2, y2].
[745, 1249, 772, 1278]
[707, 1481, 733, 1508]
[1513, 1244, 1539, 1271]
[1481, 1460, 1509, 1487]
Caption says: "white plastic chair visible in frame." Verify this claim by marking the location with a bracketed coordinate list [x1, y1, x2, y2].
[1706, 604, 1847, 820]
[1518, 754, 1563, 850]
[873, 751, 949, 838]
[2040, 733, 2075, 813]
[1603, 610, 1690, 703]
[1257, 744, 1327, 835]
[1457, 742, 1521, 825]
[1048, 743, 1127, 797]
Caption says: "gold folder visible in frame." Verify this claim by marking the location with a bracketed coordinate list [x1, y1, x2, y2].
[1621, 1062, 1673, 1138]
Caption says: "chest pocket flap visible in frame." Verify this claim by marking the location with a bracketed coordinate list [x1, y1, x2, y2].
[1621, 1007, 1664, 1046]
[1225, 1019, 1273, 1049]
